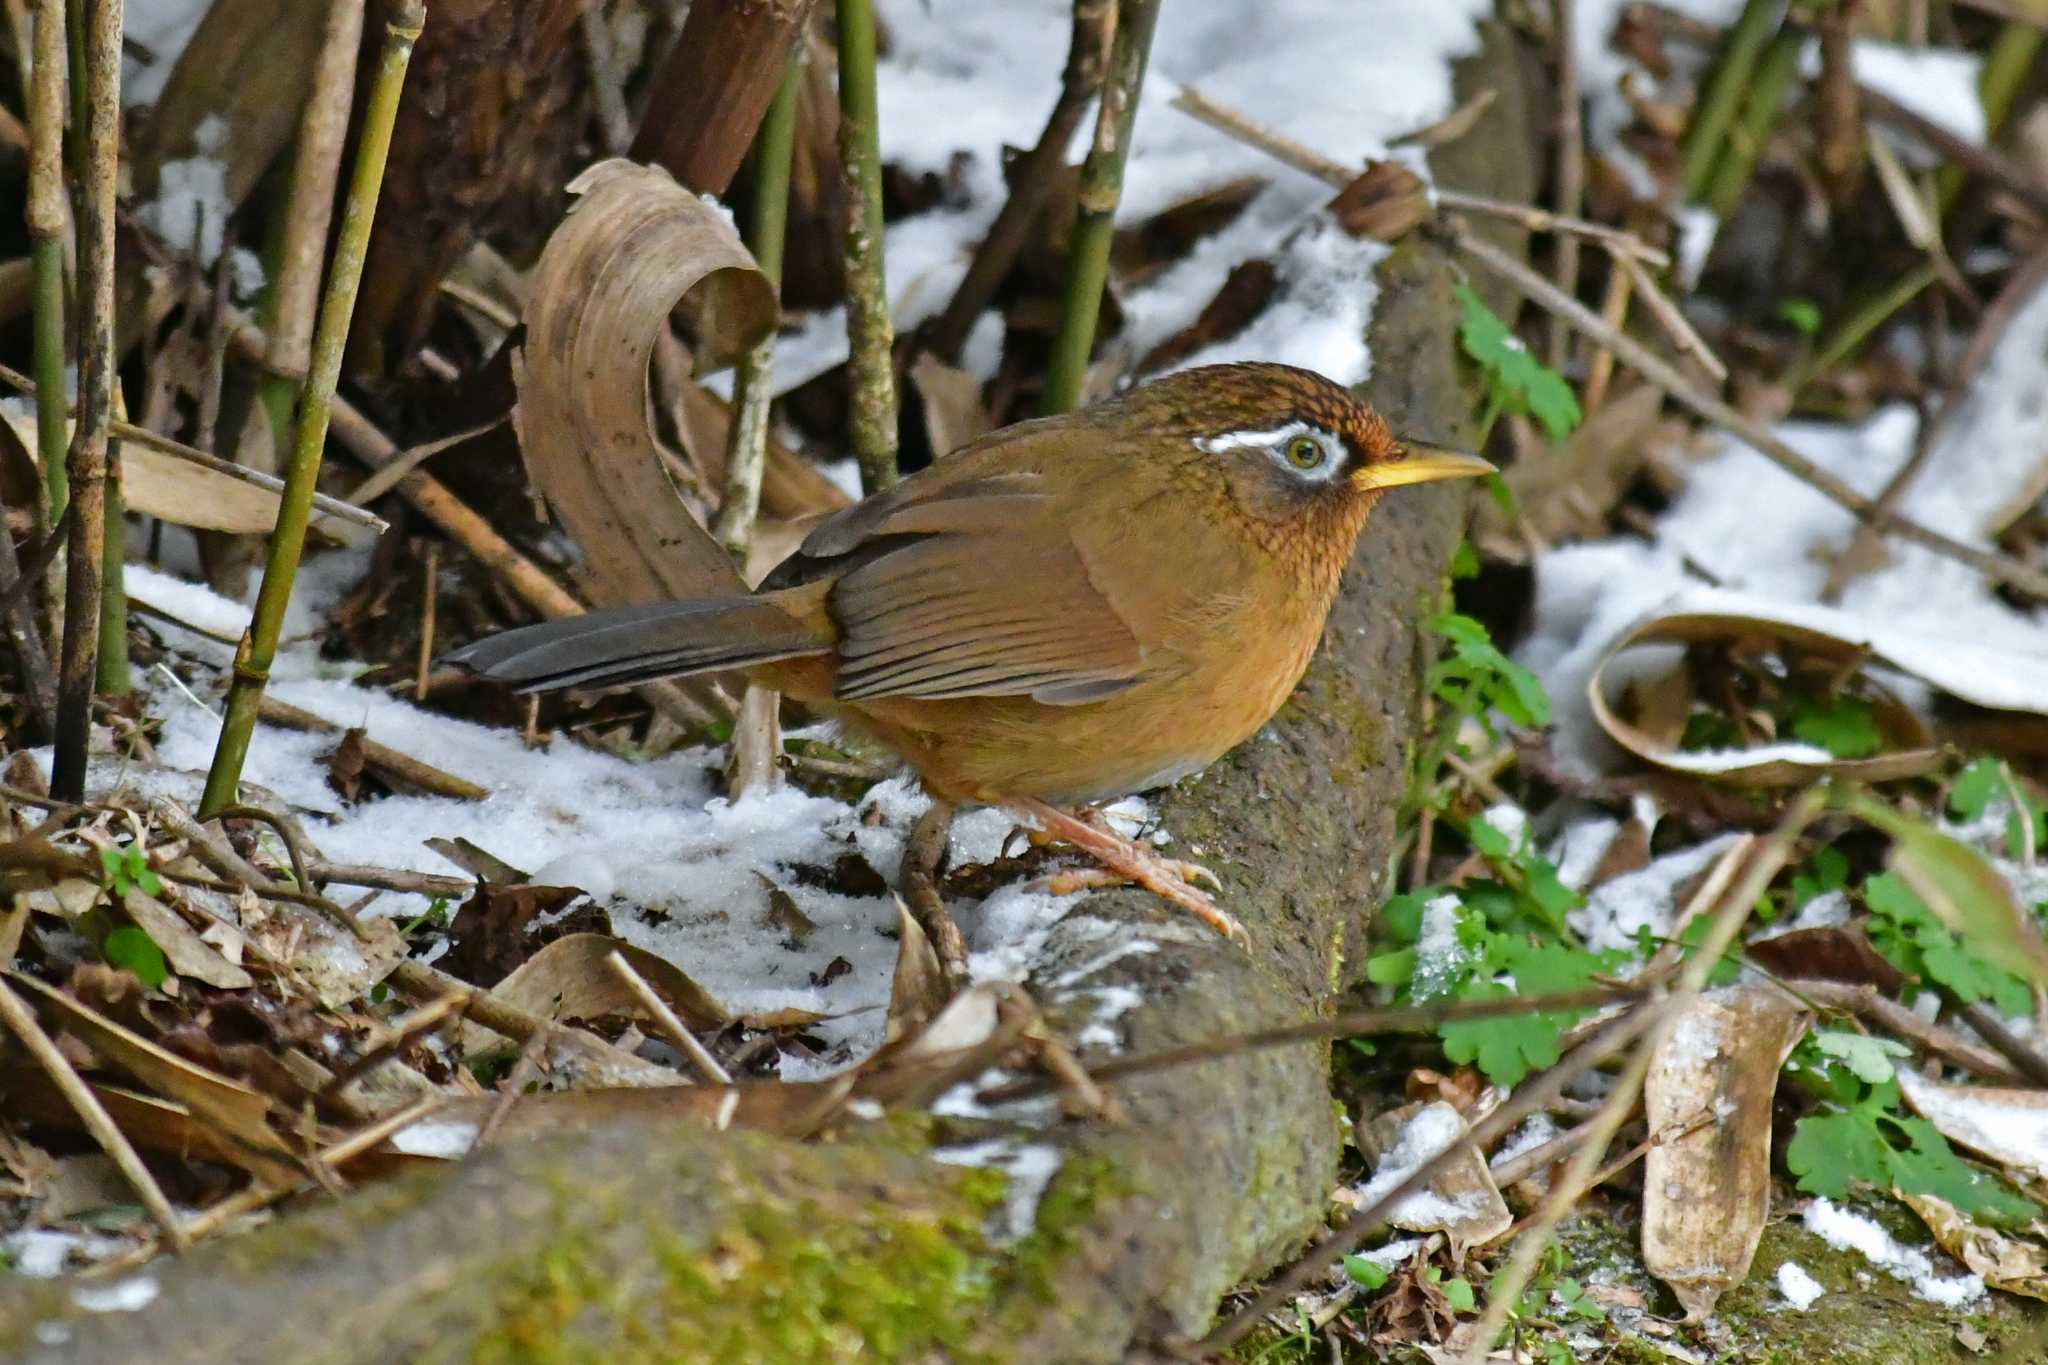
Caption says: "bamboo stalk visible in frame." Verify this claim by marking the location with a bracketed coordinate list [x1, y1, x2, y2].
[27, 0, 66, 527]
[95, 394, 126, 695]
[49, 0, 121, 803]
[1041, 0, 1161, 414]
[201, 1, 425, 817]
[1677, 0, 1784, 204]
[257, 0, 365, 452]
[715, 55, 802, 799]
[836, 0, 899, 492]
[925, 0, 1113, 363]
[1936, 21, 2044, 216]
[712, 54, 800, 560]
[1702, 25, 1802, 218]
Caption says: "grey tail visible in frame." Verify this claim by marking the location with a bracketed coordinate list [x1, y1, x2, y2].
[441, 597, 828, 693]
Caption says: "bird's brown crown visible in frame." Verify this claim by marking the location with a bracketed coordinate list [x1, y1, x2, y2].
[1109, 362, 1399, 472]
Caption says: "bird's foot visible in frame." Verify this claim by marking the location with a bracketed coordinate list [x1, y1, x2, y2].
[1011, 798, 1245, 945]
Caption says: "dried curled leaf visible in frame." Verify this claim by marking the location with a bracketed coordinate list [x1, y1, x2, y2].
[1588, 611, 1940, 784]
[516, 158, 776, 607]
[1641, 984, 1810, 1319]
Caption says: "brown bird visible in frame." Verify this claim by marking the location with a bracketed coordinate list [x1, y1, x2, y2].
[446, 363, 1490, 940]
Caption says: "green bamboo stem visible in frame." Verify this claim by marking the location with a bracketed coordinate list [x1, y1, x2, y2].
[713, 53, 800, 560]
[200, 1, 425, 818]
[27, 0, 67, 527]
[836, 0, 898, 492]
[1041, 0, 1161, 415]
[1936, 21, 2044, 217]
[258, 0, 366, 454]
[716, 56, 802, 799]
[49, 0, 120, 803]
[1678, 0, 1784, 204]
[1703, 26, 1803, 218]
[1788, 258, 1940, 395]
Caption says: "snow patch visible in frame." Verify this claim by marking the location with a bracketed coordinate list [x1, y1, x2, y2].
[1802, 1198, 1985, 1307]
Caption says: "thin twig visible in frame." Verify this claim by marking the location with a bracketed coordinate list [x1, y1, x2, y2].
[0, 973, 188, 1248]
[1547, 0, 1583, 370]
[320, 994, 468, 1095]
[304, 860, 472, 899]
[0, 361, 389, 531]
[604, 949, 731, 1084]
[577, 0, 633, 155]
[1168, 83, 1670, 266]
[201, 0, 424, 817]
[1043, 0, 1161, 414]
[1187, 1001, 1667, 1356]
[976, 985, 1644, 1105]
[1443, 219, 2048, 602]
[1458, 788, 1824, 1363]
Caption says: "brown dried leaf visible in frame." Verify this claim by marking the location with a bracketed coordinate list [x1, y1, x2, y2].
[121, 887, 254, 990]
[1746, 924, 1907, 992]
[480, 932, 732, 1034]
[908, 354, 992, 458]
[1899, 1190, 2048, 1301]
[325, 727, 369, 802]
[516, 158, 775, 607]
[1589, 612, 1943, 784]
[883, 899, 949, 1048]
[445, 882, 582, 986]
[1328, 159, 1431, 242]
[1642, 985, 1811, 1319]
[1473, 384, 1663, 564]
[1360, 1100, 1511, 1250]
[6, 969, 299, 1182]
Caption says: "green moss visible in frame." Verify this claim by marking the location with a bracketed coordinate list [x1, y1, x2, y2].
[469, 1158, 1009, 1365]
[996, 1151, 1124, 1306]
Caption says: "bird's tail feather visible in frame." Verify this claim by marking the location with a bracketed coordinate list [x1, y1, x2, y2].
[442, 596, 828, 693]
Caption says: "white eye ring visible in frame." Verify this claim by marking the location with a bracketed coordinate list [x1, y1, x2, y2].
[1194, 420, 1344, 483]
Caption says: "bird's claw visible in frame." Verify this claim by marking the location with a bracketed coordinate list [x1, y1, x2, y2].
[1032, 859, 1246, 945]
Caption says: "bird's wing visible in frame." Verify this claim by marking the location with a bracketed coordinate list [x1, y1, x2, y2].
[763, 433, 1147, 705]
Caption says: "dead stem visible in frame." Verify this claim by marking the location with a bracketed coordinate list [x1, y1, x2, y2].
[0, 974, 188, 1248]
[1444, 219, 2048, 602]
[1186, 1001, 1667, 1357]
[0, 360, 388, 530]
[605, 950, 732, 1084]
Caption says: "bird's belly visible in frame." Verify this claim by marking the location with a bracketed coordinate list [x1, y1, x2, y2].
[841, 632, 1315, 807]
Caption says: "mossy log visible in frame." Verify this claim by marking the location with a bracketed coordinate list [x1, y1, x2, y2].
[0, 24, 1541, 1364]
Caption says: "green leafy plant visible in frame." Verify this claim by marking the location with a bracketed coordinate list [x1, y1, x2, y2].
[1788, 694, 1883, 759]
[1455, 282, 1582, 443]
[1343, 1253, 1390, 1291]
[1863, 870, 2033, 1016]
[1784, 1036, 2033, 1221]
[101, 925, 168, 990]
[1775, 297, 1823, 336]
[1423, 613, 1550, 740]
[1949, 755, 2048, 862]
[98, 844, 162, 899]
[1370, 830, 1619, 1088]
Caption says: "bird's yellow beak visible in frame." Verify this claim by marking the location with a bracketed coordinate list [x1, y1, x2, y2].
[1352, 440, 1496, 490]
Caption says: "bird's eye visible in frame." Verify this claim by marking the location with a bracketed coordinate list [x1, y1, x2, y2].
[1284, 434, 1325, 470]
